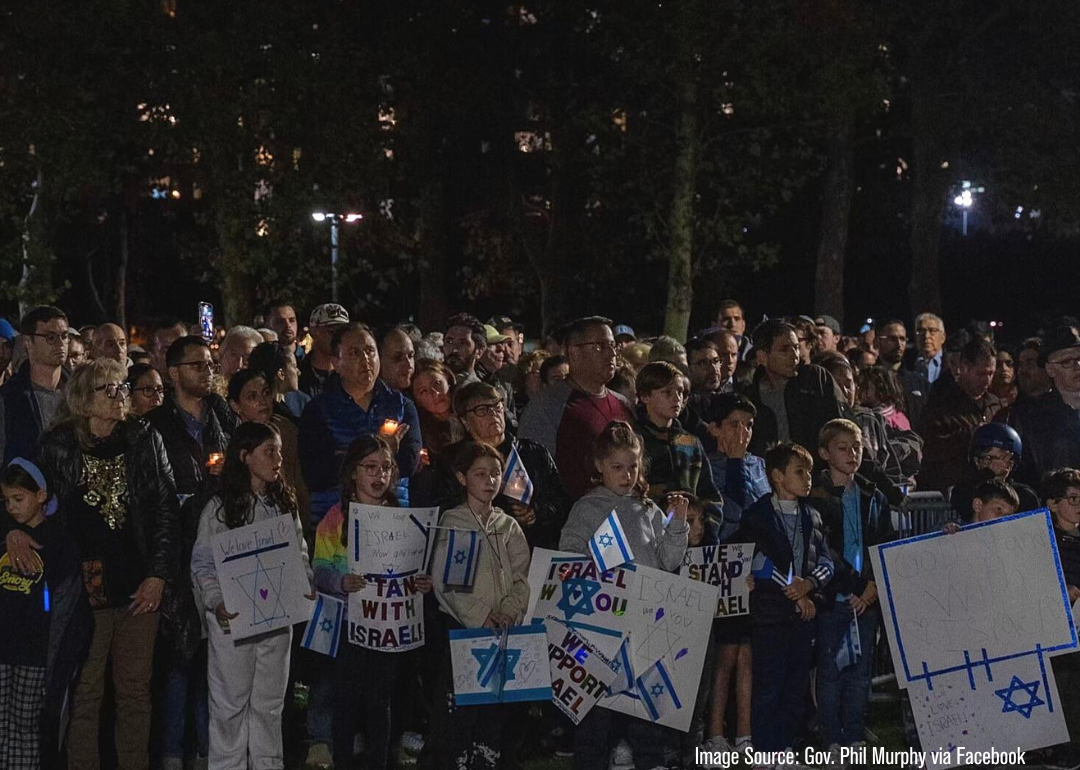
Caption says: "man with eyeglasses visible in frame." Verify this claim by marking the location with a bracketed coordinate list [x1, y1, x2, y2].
[519, 316, 633, 499]
[0, 305, 70, 465]
[916, 337, 1002, 493]
[1008, 327, 1080, 487]
[144, 334, 237, 770]
[911, 312, 946, 384]
[874, 318, 929, 427]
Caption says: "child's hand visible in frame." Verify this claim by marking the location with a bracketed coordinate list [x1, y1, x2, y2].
[507, 502, 536, 527]
[415, 574, 433, 594]
[5, 530, 42, 575]
[783, 576, 813, 601]
[1068, 585, 1080, 604]
[745, 575, 755, 592]
[666, 493, 689, 522]
[942, 522, 961, 535]
[342, 574, 367, 593]
[796, 596, 816, 621]
[214, 602, 239, 628]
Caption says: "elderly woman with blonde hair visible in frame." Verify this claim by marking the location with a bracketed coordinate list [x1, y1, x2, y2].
[5, 358, 180, 770]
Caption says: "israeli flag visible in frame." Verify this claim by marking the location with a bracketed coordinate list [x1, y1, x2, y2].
[751, 554, 791, 587]
[302, 593, 345, 658]
[835, 606, 862, 671]
[501, 445, 534, 506]
[589, 510, 634, 572]
[442, 529, 481, 587]
[635, 659, 683, 722]
[608, 634, 635, 696]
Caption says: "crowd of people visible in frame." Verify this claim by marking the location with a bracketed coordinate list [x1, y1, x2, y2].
[2, 298, 1080, 770]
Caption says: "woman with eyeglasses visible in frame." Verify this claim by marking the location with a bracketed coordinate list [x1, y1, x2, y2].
[126, 363, 166, 417]
[4, 358, 180, 770]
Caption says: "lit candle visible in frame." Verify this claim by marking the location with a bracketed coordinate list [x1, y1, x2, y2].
[419, 447, 430, 466]
[380, 419, 399, 436]
[207, 452, 225, 469]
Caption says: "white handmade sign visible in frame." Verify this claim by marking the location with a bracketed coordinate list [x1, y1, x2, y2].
[213, 514, 313, 641]
[525, 549, 718, 732]
[545, 617, 620, 725]
[450, 624, 553, 705]
[872, 509, 1077, 768]
[347, 504, 437, 652]
[680, 543, 753, 618]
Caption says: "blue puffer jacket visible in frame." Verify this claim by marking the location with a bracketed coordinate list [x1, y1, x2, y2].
[298, 374, 422, 523]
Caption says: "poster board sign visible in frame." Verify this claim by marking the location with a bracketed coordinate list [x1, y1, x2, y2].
[213, 514, 313, 641]
[525, 549, 718, 732]
[347, 504, 438, 652]
[872, 509, 1077, 768]
[545, 617, 619, 724]
[450, 624, 552, 705]
[680, 543, 753, 618]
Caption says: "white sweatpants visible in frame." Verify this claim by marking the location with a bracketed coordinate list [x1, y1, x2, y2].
[206, 618, 292, 770]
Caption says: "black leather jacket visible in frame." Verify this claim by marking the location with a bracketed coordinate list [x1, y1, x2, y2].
[36, 418, 181, 584]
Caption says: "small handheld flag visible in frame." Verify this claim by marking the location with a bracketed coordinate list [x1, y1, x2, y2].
[635, 659, 683, 722]
[835, 604, 863, 671]
[501, 445, 534, 506]
[302, 593, 345, 658]
[442, 529, 482, 587]
[589, 510, 634, 572]
[608, 634, 635, 696]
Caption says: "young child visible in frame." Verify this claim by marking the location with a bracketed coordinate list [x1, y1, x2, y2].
[431, 442, 531, 770]
[950, 423, 1038, 522]
[560, 421, 689, 770]
[634, 362, 724, 510]
[312, 435, 433, 770]
[190, 422, 313, 770]
[701, 394, 768, 759]
[809, 419, 896, 753]
[734, 442, 833, 755]
[1045, 469, 1080, 758]
[0, 459, 88, 770]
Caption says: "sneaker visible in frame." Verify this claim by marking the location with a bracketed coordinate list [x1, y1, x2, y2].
[161, 758, 183, 770]
[696, 735, 735, 768]
[609, 739, 634, 770]
[825, 743, 846, 768]
[399, 731, 424, 756]
[736, 737, 754, 753]
[304, 743, 334, 769]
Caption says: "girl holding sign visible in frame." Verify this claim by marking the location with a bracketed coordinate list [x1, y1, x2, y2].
[190, 421, 313, 770]
[312, 435, 434, 770]
[431, 441, 531, 770]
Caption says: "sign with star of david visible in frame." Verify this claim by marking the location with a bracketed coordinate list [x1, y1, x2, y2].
[449, 625, 552, 705]
[213, 514, 313, 641]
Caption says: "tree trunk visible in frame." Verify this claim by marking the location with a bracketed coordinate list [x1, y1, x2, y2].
[416, 183, 449, 331]
[908, 78, 946, 314]
[663, 0, 700, 343]
[18, 169, 49, 317]
[813, 116, 855, 325]
[217, 211, 252, 327]
[115, 205, 129, 328]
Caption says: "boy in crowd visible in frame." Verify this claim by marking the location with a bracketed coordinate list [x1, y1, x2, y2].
[950, 423, 1039, 521]
[704, 393, 772, 540]
[809, 419, 896, 753]
[735, 442, 833, 755]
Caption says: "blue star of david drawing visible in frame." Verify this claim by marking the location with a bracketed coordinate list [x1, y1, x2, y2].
[650, 683, 665, 697]
[454, 550, 467, 564]
[995, 676, 1045, 719]
[597, 533, 614, 548]
[234, 555, 286, 626]
[557, 577, 600, 620]
[319, 618, 334, 632]
[471, 643, 521, 688]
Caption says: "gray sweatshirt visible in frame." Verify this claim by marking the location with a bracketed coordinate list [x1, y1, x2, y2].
[559, 485, 688, 572]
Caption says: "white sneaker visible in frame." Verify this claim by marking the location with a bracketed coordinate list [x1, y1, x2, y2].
[304, 743, 334, 769]
[736, 737, 754, 753]
[698, 735, 735, 768]
[609, 739, 634, 770]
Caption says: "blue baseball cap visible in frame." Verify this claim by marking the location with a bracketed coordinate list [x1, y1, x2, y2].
[613, 324, 636, 341]
[0, 318, 14, 341]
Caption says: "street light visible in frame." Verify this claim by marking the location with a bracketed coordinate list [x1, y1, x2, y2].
[952, 181, 985, 237]
[311, 211, 363, 302]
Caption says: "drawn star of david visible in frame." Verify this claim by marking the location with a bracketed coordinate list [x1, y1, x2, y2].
[320, 618, 334, 632]
[234, 555, 286, 626]
[995, 676, 1045, 719]
[557, 578, 600, 620]
[454, 550, 467, 564]
[650, 683, 665, 697]
[472, 643, 521, 688]
[597, 533, 614, 548]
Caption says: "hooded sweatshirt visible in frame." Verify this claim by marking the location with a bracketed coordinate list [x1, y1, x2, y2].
[559, 485, 688, 572]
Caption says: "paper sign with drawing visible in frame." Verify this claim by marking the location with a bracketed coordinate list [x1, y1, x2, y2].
[450, 625, 552, 705]
[680, 543, 754, 618]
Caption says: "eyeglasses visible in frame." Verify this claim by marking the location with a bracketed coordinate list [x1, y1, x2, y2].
[571, 340, 617, 354]
[1056, 495, 1080, 506]
[691, 357, 722, 368]
[176, 360, 219, 373]
[95, 382, 131, 399]
[359, 462, 394, 477]
[465, 401, 505, 417]
[132, 386, 166, 397]
[1049, 356, 1080, 369]
[916, 328, 943, 337]
[28, 331, 72, 346]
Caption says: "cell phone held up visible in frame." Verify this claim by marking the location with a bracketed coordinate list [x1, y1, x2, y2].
[198, 302, 214, 341]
